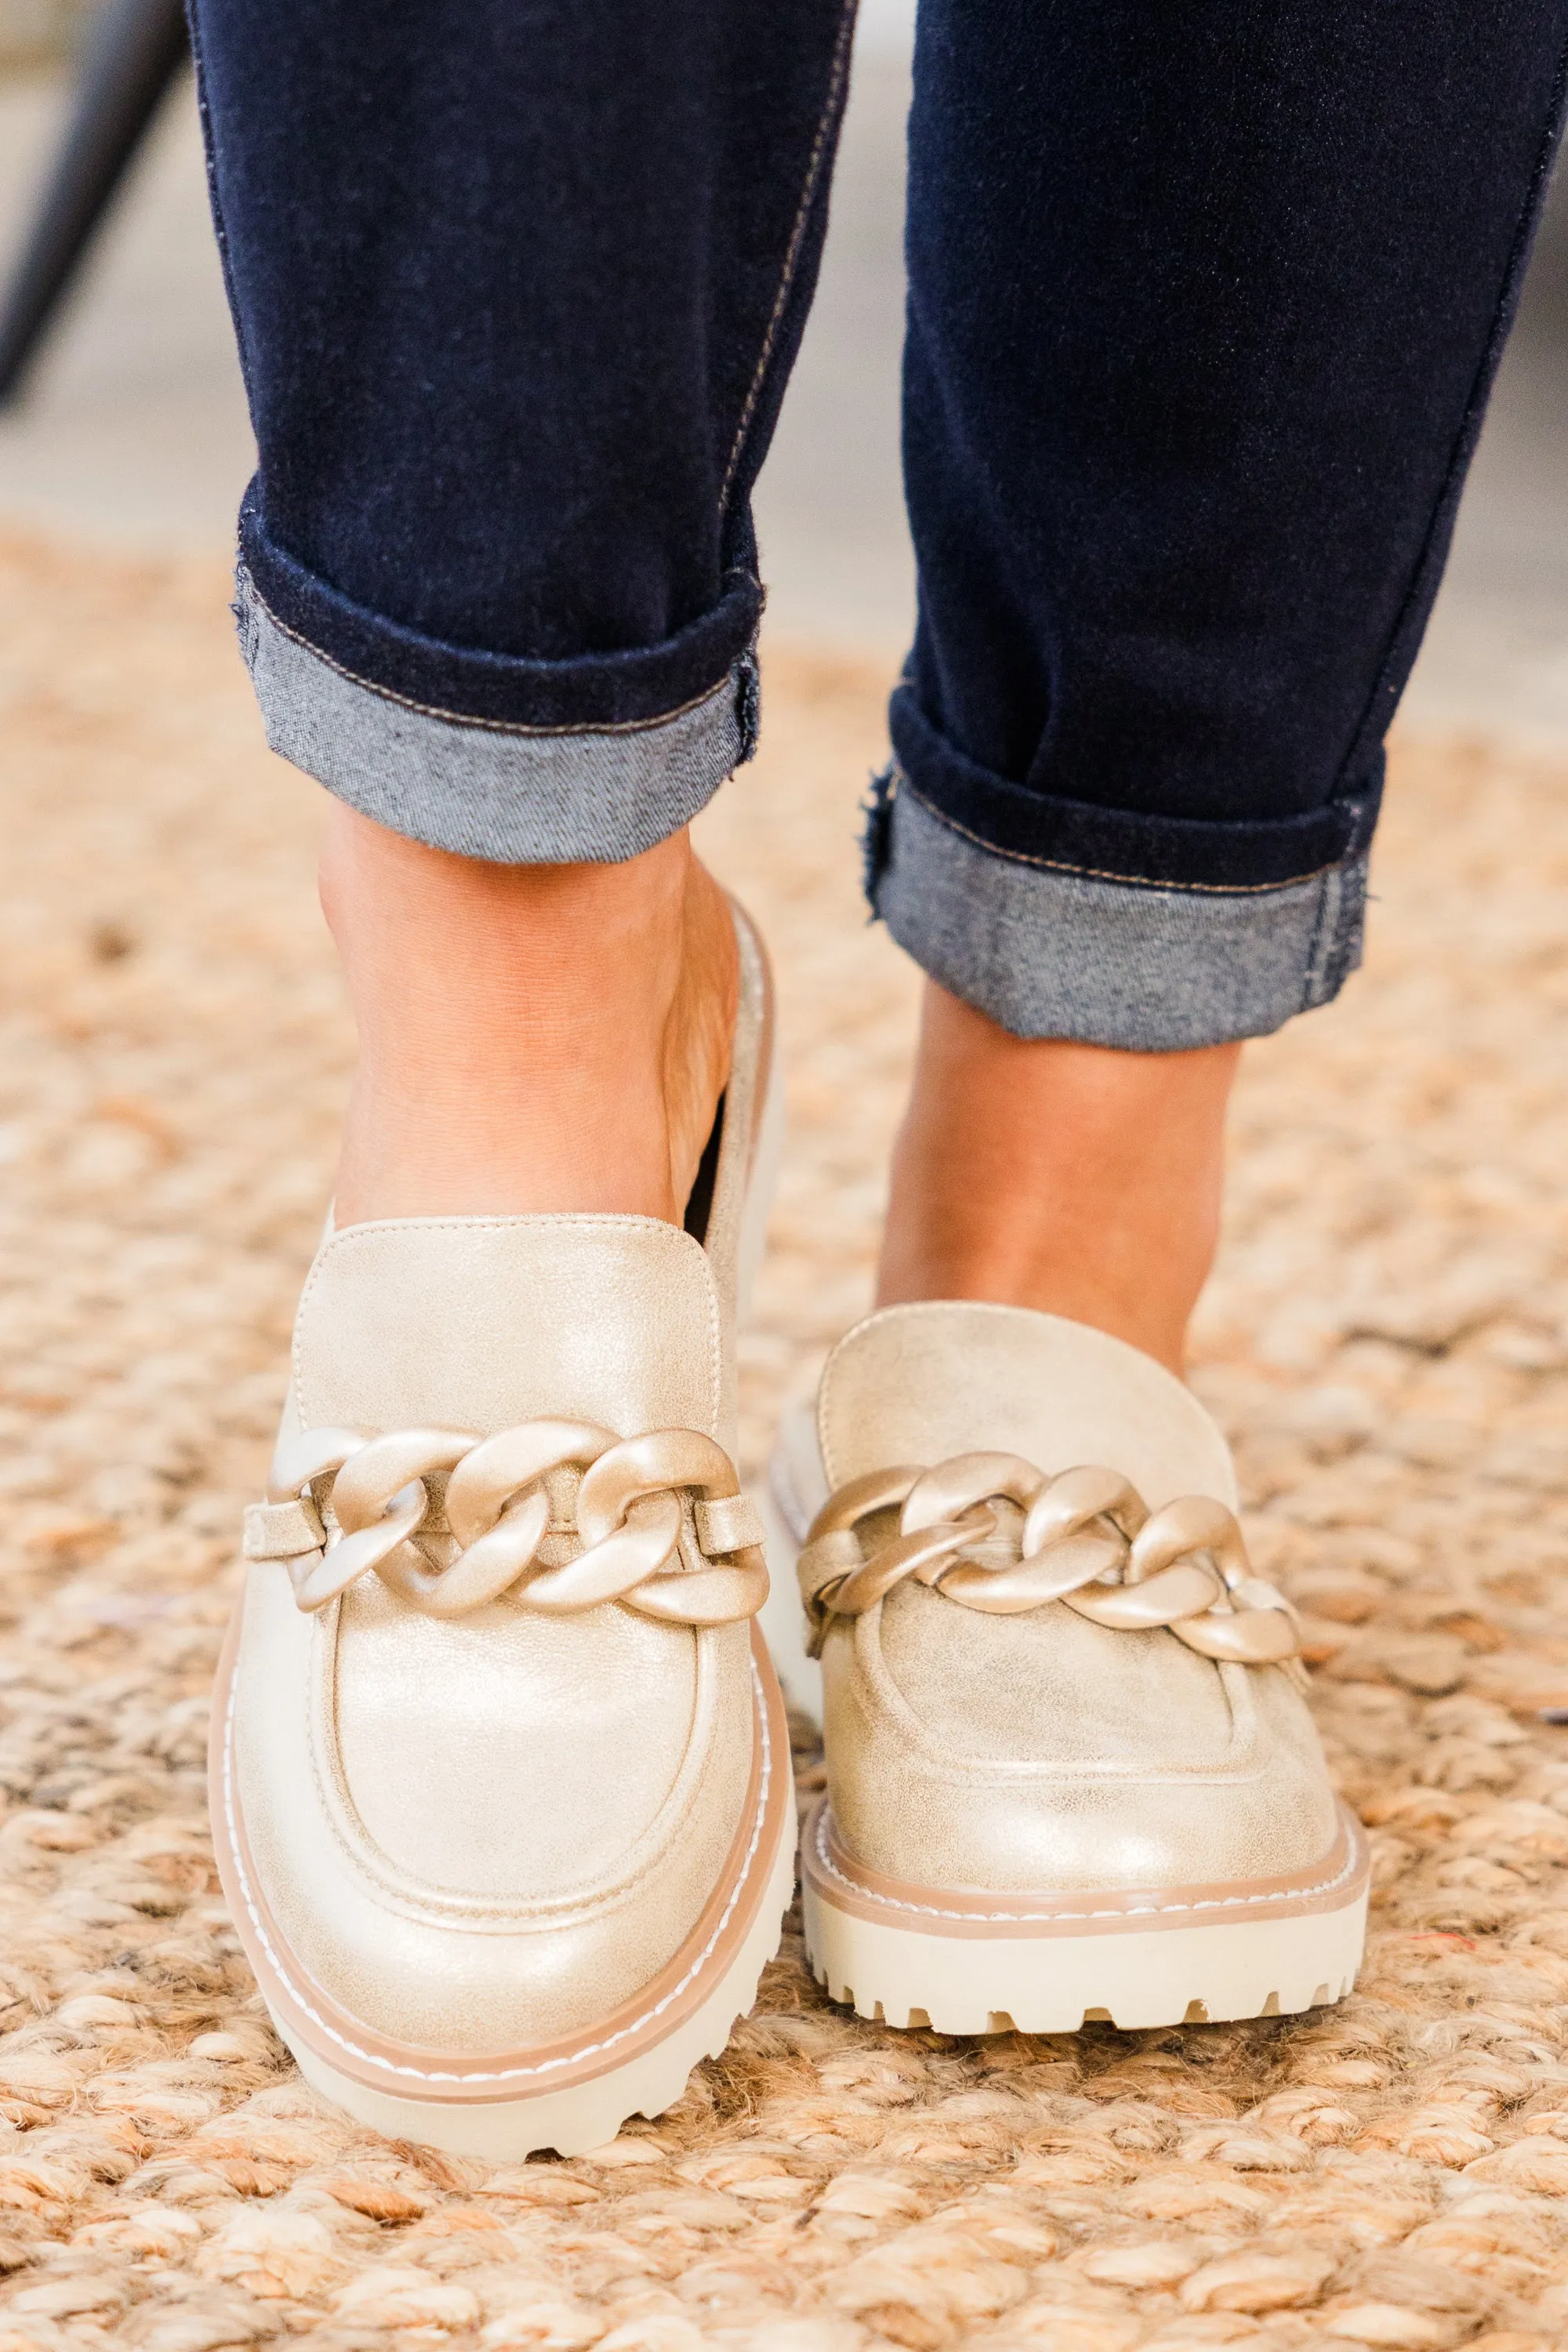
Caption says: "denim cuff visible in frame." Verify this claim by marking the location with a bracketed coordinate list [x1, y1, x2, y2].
[867, 771, 1370, 1050]
[234, 521, 760, 863]
[887, 687, 1380, 892]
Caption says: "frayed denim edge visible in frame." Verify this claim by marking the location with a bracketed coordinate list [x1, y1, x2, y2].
[870, 775, 1367, 1048]
[236, 566, 753, 863]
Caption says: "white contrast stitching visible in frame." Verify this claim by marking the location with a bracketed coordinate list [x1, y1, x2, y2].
[895, 768, 1359, 898]
[717, 0, 857, 519]
[244, 571, 737, 741]
[221, 1661, 773, 2087]
[810, 1806, 1363, 1926]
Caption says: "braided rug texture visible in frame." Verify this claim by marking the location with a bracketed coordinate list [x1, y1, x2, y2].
[0, 528, 1566, 2350]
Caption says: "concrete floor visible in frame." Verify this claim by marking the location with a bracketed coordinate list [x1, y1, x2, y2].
[3, 24, 1568, 735]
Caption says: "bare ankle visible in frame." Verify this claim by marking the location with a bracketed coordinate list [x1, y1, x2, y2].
[876, 983, 1240, 1374]
[321, 806, 737, 1227]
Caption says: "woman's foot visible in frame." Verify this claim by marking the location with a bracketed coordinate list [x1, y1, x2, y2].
[220, 896, 791, 2159]
[786, 1299, 1367, 2034]
[758, 980, 1370, 2034]
[320, 806, 739, 1226]
[877, 980, 1241, 1373]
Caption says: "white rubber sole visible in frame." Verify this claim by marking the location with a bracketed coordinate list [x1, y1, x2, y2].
[272, 1799, 797, 2160]
[802, 1800, 1369, 2034]
[804, 1886, 1367, 2034]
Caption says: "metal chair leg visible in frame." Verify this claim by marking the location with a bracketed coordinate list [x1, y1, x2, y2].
[0, 0, 191, 405]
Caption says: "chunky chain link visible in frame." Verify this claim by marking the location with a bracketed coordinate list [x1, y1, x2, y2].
[797, 1452, 1304, 1680]
[245, 1421, 768, 1627]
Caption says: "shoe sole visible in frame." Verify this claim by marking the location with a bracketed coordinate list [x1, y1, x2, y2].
[211, 1621, 798, 2160]
[800, 1794, 1369, 2034]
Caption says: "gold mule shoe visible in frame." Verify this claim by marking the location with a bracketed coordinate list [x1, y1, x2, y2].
[764, 1301, 1368, 2035]
[211, 902, 793, 2158]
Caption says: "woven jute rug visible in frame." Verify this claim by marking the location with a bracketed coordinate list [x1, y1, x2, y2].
[0, 529, 1566, 2352]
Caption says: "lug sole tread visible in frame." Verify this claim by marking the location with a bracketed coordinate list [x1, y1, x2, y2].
[802, 1878, 1368, 2038]
[271, 1802, 798, 2160]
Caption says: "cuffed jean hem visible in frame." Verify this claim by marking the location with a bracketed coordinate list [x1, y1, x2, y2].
[868, 775, 1367, 1050]
[235, 564, 758, 862]
[887, 685, 1380, 891]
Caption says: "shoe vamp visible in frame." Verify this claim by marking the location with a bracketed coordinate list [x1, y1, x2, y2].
[829, 1588, 1338, 1892]
[333, 1577, 699, 1900]
[231, 1569, 757, 2050]
[877, 1582, 1241, 1769]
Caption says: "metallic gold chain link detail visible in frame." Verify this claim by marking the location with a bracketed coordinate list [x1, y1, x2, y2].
[245, 1421, 768, 1626]
[798, 1453, 1304, 1682]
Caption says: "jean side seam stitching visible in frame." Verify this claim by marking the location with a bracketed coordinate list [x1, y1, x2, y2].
[1299, 866, 1334, 1012]
[716, 0, 858, 521]
[1334, 26, 1568, 793]
[1320, 859, 1364, 1003]
[242, 572, 739, 742]
[895, 771, 1363, 900]
[187, 5, 259, 421]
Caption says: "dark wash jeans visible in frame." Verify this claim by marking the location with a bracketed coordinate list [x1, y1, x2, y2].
[190, 0, 1568, 1048]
